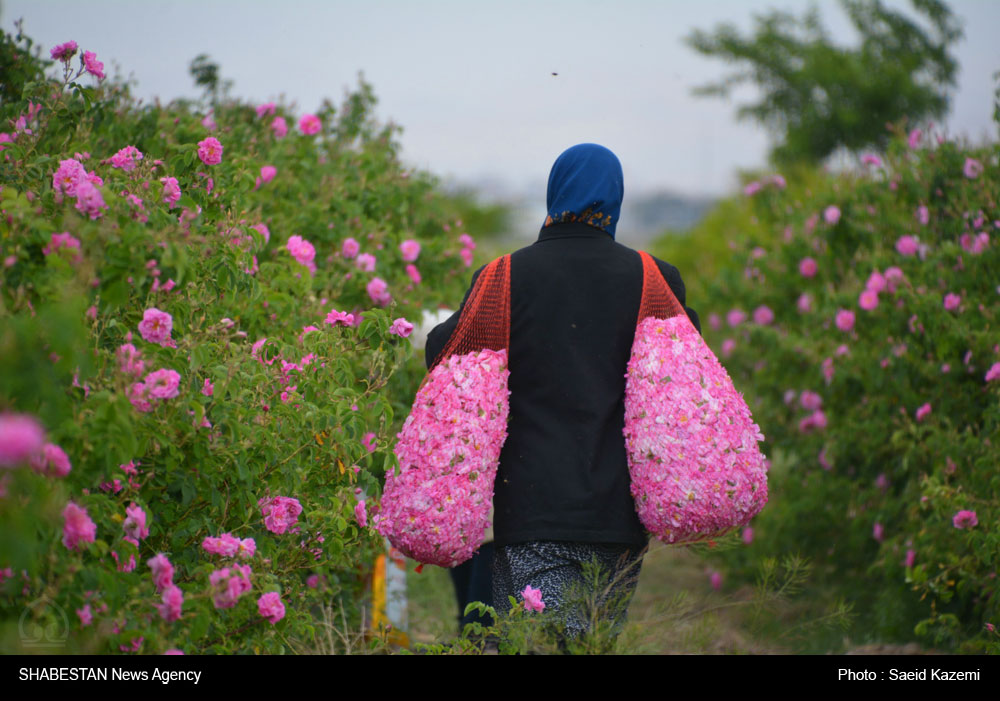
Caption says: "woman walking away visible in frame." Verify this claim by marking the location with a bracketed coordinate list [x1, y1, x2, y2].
[425, 143, 701, 651]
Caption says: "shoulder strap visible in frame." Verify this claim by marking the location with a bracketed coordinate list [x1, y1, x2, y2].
[637, 250, 686, 323]
[429, 254, 511, 370]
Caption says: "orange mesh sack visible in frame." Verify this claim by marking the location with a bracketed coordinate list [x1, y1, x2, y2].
[622, 251, 768, 544]
[374, 256, 512, 566]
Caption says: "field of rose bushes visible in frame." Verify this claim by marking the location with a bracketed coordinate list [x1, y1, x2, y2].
[0, 26, 483, 654]
[653, 107, 1000, 652]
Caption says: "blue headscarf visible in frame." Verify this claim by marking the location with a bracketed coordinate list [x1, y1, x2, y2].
[543, 143, 624, 238]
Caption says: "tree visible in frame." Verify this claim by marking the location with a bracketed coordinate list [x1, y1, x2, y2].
[686, 0, 963, 165]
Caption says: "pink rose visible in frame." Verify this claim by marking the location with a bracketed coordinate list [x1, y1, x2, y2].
[123, 502, 149, 540]
[797, 293, 812, 313]
[521, 585, 545, 612]
[835, 309, 855, 332]
[258, 165, 277, 185]
[271, 116, 288, 138]
[743, 181, 762, 196]
[865, 271, 886, 294]
[286, 235, 317, 271]
[905, 549, 916, 568]
[798, 257, 818, 278]
[0, 413, 45, 468]
[861, 154, 881, 167]
[143, 369, 181, 400]
[952, 510, 977, 529]
[197, 137, 223, 166]
[138, 307, 173, 346]
[256, 103, 276, 118]
[298, 114, 321, 135]
[158, 585, 184, 622]
[83, 51, 104, 80]
[50, 41, 78, 61]
[726, 309, 747, 327]
[963, 158, 983, 179]
[342, 238, 360, 258]
[324, 309, 355, 327]
[147, 553, 174, 592]
[721, 338, 736, 356]
[709, 572, 723, 591]
[907, 128, 922, 149]
[915, 403, 932, 422]
[858, 289, 879, 311]
[159, 176, 181, 208]
[354, 500, 367, 529]
[76, 604, 93, 626]
[799, 391, 823, 411]
[824, 205, 841, 225]
[62, 501, 97, 550]
[201, 378, 214, 396]
[259, 496, 303, 535]
[895, 235, 919, 256]
[366, 277, 391, 306]
[405, 264, 422, 285]
[362, 432, 377, 453]
[873, 522, 884, 542]
[355, 253, 376, 272]
[399, 239, 421, 262]
[257, 592, 285, 624]
[753, 305, 774, 325]
[110, 145, 143, 172]
[389, 318, 414, 338]
[741, 527, 754, 545]
[943, 293, 961, 311]
[985, 362, 1000, 383]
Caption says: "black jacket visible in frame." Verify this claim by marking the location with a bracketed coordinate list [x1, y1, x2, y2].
[425, 221, 701, 547]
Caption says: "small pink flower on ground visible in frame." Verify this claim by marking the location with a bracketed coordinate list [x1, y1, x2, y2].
[362, 432, 377, 453]
[522, 585, 545, 612]
[895, 235, 919, 256]
[798, 257, 817, 277]
[742, 527, 753, 545]
[354, 500, 367, 528]
[286, 235, 316, 270]
[258, 592, 286, 624]
[963, 157, 983, 179]
[83, 51, 104, 80]
[138, 307, 173, 346]
[271, 116, 288, 138]
[835, 309, 855, 332]
[405, 264, 422, 284]
[915, 403, 932, 422]
[50, 40, 78, 61]
[865, 270, 886, 294]
[123, 502, 149, 539]
[0, 414, 45, 468]
[355, 252, 376, 272]
[201, 378, 214, 396]
[148, 553, 174, 592]
[298, 114, 321, 135]
[873, 522, 884, 542]
[158, 585, 184, 622]
[943, 293, 961, 311]
[399, 239, 420, 262]
[342, 238, 360, 258]
[859, 289, 879, 311]
[884, 266, 906, 292]
[753, 305, 774, 325]
[259, 165, 277, 184]
[824, 205, 841, 225]
[952, 510, 978, 529]
[709, 572, 723, 591]
[62, 502, 97, 550]
[197, 137, 223, 166]
[389, 318, 413, 338]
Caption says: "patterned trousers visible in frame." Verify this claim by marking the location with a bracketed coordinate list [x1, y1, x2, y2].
[492, 540, 645, 645]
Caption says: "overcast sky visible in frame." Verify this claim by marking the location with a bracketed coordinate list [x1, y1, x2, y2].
[5, 0, 999, 198]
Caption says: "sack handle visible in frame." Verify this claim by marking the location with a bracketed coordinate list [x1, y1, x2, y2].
[637, 250, 686, 323]
[428, 254, 511, 372]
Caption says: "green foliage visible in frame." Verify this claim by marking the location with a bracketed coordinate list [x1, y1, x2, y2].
[0, 25, 489, 654]
[686, 0, 963, 165]
[660, 116, 999, 650]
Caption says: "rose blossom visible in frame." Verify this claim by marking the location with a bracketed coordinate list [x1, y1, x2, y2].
[160, 177, 181, 208]
[952, 510, 978, 529]
[873, 523, 884, 542]
[62, 501, 97, 550]
[158, 585, 183, 622]
[354, 500, 367, 528]
[895, 235, 919, 256]
[389, 318, 414, 338]
[138, 307, 173, 346]
[143, 369, 181, 399]
[865, 270, 886, 294]
[83, 51, 104, 80]
[859, 289, 879, 311]
[197, 137, 223, 166]
[835, 309, 855, 332]
[0, 414, 46, 468]
[74, 179, 107, 219]
[824, 205, 841, 225]
[521, 585, 545, 612]
[259, 496, 303, 535]
[123, 502, 149, 540]
[298, 114, 321, 135]
[258, 592, 285, 624]
[367, 277, 391, 306]
[726, 309, 747, 326]
[110, 145, 143, 172]
[943, 293, 961, 311]
[399, 239, 420, 262]
[271, 116, 288, 138]
[985, 362, 1000, 383]
[753, 306, 774, 325]
[258, 165, 277, 185]
[342, 237, 360, 258]
[963, 158, 983, 179]
[905, 549, 916, 568]
[29, 443, 72, 478]
[907, 128, 922, 149]
[915, 403, 932, 422]
[50, 40, 78, 61]
[742, 527, 754, 544]
[798, 257, 817, 278]
[148, 553, 174, 592]
[362, 432, 377, 453]
[797, 293, 812, 313]
[405, 264, 422, 284]
[355, 252, 376, 272]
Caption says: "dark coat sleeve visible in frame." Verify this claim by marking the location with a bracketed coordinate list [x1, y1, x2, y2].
[654, 257, 701, 335]
[424, 264, 486, 370]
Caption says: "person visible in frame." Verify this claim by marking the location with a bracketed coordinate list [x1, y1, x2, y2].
[424, 143, 701, 649]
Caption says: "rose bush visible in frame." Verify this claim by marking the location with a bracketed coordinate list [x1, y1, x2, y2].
[0, 27, 485, 653]
[653, 113, 999, 651]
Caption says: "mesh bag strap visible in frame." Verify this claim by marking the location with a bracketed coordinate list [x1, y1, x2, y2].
[637, 250, 686, 322]
[429, 254, 511, 371]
